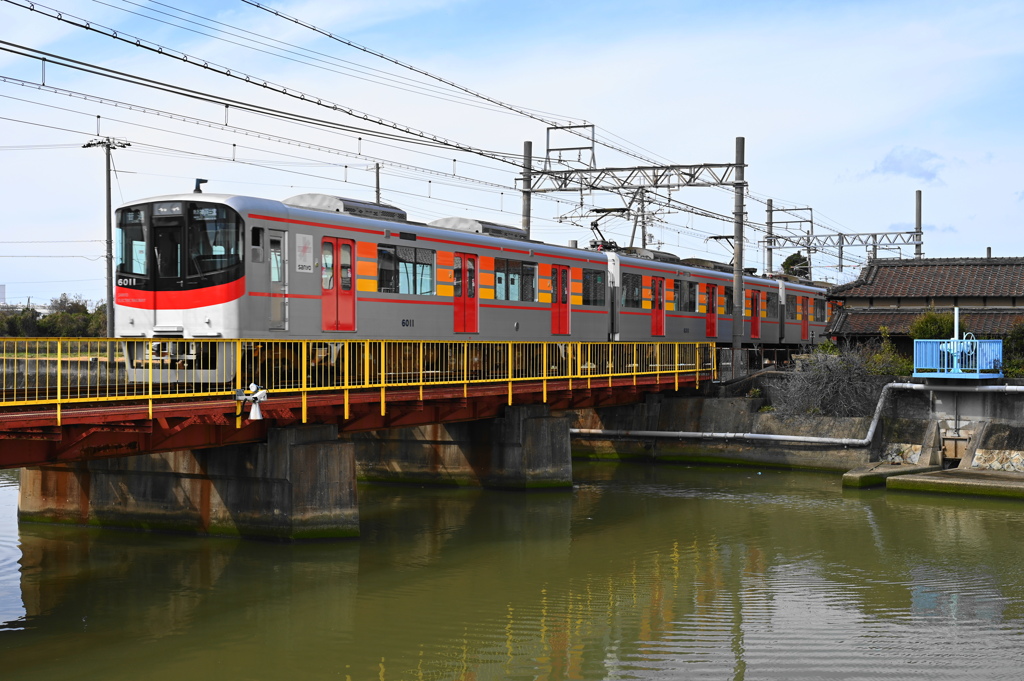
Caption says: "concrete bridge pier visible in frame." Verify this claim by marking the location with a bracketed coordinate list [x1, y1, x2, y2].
[18, 424, 358, 540]
[350, 404, 573, 489]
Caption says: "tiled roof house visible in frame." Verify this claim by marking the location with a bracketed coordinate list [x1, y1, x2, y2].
[826, 257, 1024, 347]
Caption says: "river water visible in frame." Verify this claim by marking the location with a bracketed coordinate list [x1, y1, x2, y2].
[1, 463, 1023, 680]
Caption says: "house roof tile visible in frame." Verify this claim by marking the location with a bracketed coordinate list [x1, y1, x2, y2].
[829, 257, 1024, 299]
[828, 307, 1024, 336]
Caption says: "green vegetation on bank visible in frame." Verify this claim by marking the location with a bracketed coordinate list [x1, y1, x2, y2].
[0, 294, 106, 337]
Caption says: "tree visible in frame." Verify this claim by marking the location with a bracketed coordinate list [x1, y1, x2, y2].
[88, 303, 107, 337]
[48, 293, 90, 315]
[1, 307, 40, 337]
[781, 251, 808, 277]
[1001, 318, 1024, 378]
[0, 295, 105, 337]
[908, 309, 965, 340]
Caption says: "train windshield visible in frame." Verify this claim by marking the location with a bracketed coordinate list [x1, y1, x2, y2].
[116, 202, 244, 287]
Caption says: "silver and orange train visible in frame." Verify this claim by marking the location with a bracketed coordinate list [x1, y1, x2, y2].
[113, 192, 828, 379]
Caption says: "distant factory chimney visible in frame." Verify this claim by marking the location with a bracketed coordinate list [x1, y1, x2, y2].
[987, 247, 992, 259]
[0, 284, 5, 305]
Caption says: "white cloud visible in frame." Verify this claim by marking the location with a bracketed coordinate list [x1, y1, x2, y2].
[869, 147, 945, 183]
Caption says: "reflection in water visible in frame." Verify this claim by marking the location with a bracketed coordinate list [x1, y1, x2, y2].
[1, 464, 1024, 679]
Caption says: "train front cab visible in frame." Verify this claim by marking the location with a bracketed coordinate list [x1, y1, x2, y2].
[114, 198, 245, 383]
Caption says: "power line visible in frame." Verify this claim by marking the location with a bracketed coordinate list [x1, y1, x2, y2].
[2, 1, 529, 168]
[0, 84, 594, 224]
[243, 0, 666, 165]
[93, 0, 531, 117]
[0, 41, 459, 150]
[0, 80, 514, 191]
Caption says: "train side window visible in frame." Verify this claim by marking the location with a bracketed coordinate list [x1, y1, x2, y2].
[786, 294, 797, 320]
[397, 246, 416, 294]
[521, 263, 536, 302]
[495, 258, 507, 300]
[341, 243, 352, 291]
[270, 237, 283, 283]
[116, 207, 147, 275]
[507, 260, 522, 300]
[466, 257, 476, 298]
[814, 298, 825, 321]
[494, 259, 530, 301]
[674, 279, 698, 312]
[416, 248, 434, 294]
[454, 255, 463, 297]
[322, 242, 334, 290]
[621, 273, 642, 308]
[390, 246, 435, 295]
[582, 269, 606, 306]
[378, 245, 398, 293]
[724, 286, 734, 314]
[767, 292, 779, 317]
[251, 227, 265, 263]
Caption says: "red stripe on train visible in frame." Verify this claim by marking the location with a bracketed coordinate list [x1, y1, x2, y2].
[115, 278, 246, 310]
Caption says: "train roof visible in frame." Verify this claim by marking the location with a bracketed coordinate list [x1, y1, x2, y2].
[117, 192, 826, 293]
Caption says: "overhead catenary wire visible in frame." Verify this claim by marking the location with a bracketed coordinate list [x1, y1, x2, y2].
[0, 32, 774, 249]
[92, 0, 536, 117]
[0, 109, 582, 230]
[1, 1, 533, 169]
[111, 0, 693, 167]
[0, 80, 518, 192]
[242, 0, 670, 165]
[0, 85, 599, 220]
[0, 7, 864, 274]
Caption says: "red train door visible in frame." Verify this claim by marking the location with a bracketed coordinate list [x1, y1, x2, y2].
[705, 284, 718, 338]
[321, 237, 356, 331]
[454, 252, 478, 333]
[551, 265, 570, 335]
[651, 276, 666, 337]
[800, 296, 810, 341]
[750, 291, 761, 340]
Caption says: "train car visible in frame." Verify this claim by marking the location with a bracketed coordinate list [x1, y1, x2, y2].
[113, 192, 828, 380]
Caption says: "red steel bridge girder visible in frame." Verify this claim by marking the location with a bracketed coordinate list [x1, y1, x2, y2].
[0, 374, 706, 469]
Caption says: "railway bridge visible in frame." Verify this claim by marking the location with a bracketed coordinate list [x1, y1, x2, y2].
[1, 338, 717, 540]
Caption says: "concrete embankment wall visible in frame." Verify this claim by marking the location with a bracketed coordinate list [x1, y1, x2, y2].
[567, 385, 1024, 479]
[566, 395, 879, 471]
[1, 357, 125, 390]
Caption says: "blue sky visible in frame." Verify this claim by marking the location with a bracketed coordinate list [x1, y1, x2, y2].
[1, 0, 1023, 305]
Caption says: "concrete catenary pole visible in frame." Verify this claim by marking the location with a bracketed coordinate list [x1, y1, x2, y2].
[732, 137, 745, 351]
[521, 140, 533, 240]
[766, 198, 773, 274]
[104, 141, 113, 340]
[915, 189, 923, 259]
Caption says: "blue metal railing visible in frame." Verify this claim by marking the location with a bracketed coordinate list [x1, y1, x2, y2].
[913, 337, 1003, 379]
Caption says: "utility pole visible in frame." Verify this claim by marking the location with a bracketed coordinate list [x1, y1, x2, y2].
[915, 190, 923, 259]
[83, 137, 130, 343]
[521, 140, 532, 240]
[375, 163, 381, 203]
[732, 137, 745, 351]
[766, 198, 773, 274]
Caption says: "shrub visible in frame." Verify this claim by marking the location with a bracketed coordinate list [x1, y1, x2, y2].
[908, 309, 966, 340]
[766, 340, 898, 417]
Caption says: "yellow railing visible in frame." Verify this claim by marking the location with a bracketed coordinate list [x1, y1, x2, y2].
[0, 338, 718, 423]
